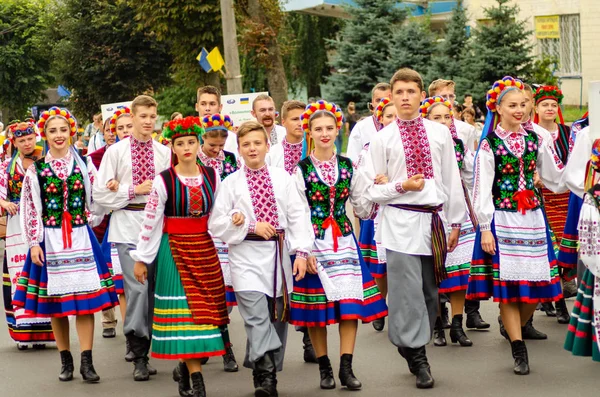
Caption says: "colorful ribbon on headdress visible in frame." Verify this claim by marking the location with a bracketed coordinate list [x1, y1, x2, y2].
[109, 107, 132, 135]
[375, 97, 393, 126]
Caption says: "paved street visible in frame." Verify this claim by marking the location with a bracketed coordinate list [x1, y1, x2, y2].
[0, 298, 596, 397]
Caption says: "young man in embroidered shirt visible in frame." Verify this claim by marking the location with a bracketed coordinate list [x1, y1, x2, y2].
[209, 121, 314, 397]
[94, 95, 171, 382]
[251, 94, 286, 146]
[196, 85, 238, 156]
[360, 68, 464, 389]
[266, 100, 307, 175]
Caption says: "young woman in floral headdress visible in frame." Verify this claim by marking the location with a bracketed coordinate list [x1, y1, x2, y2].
[466, 77, 566, 375]
[13, 107, 119, 383]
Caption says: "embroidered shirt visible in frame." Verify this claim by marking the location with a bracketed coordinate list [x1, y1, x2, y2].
[198, 148, 226, 177]
[244, 165, 280, 228]
[397, 117, 434, 179]
[282, 138, 303, 175]
[130, 136, 155, 186]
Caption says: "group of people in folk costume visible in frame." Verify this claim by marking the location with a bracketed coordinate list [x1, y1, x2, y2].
[1, 66, 599, 397]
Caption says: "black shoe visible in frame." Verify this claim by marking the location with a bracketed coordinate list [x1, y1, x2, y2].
[408, 346, 434, 389]
[223, 344, 239, 372]
[540, 302, 557, 317]
[555, 298, 571, 324]
[302, 330, 317, 363]
[133, 358, 150, 381]
[59, 350, 74, 382]
[144, 356, 157, 375]
[440, 303, 451, 329]
[32, 343, 46, 350]
[521, 317, 547, 340]
[102, 327, 116, 338]
[254, 351, 278, 397]
[372, 317, 385, 332]
[433, 317, 447, 347]
[338, 353, 361, 390]
[510, 340, 530, 375]
[562, 279, 577, 299]
[17, 343, 29, 351]
[415, 367, 435, 389]
[125, 340, 135, 362]
[465, 312, 491, 329]
[449, 314, 473, 346]
[173, 362, 194, 397]
[191, 371, 206, 397]
[199, 357, 209, 365]
[498, 316, 509, 340]
[317, 355, 336, 390]
[80, 350, 100, 383]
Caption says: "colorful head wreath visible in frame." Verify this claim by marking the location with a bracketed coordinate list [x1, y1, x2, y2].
[162, 116, 205, 141]
[157, 135, 170, 146]
[585, 139, 600, 192]
[7, 121, 37, 143]
[202, 114, 234, 132]
[533, 85, 564, 125]
[419, 96, 453, 118]
[375, 98, 394, 124]
[37, 106, 78, 138]
[109, 106, 132, 135]
[479, 76, 524, 142]
[300, 100, 344, 134]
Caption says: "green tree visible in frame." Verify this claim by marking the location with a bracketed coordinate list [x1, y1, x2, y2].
[461, 0, 534, 101]
[326, 0, 407, 107]
[154, 84, 197, 119]
[530, 55, 560, 86]
[51, 0, 171, 119]
[0, 0, 53, 120]
[431, 0, 469, 83]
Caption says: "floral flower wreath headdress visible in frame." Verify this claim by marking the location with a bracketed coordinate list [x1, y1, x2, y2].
[37, 107, 78, 138]
[481, 76, 524, 141]
[7, 120, 38, 143]
[109, 106, 132, 135]
[300, 100, 344, 134]
[375, 98, 394, 125]
[533, 85, 565, 125]
[163, 116, 205, 141]
[419, 96, 453, 118]
[202, 114, 234, 132]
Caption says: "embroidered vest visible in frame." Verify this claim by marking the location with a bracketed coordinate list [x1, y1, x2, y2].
[453, 138, 465, 170]
[7, 158, 25, 204]
[297, 155, 353, 240]
[161, 165, 217, 217]
[220, 151, 238, 180]
[484, 130, 539, 212]
[35, 159, 88, 228]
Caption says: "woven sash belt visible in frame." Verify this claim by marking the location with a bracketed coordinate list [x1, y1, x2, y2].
[163, 216, 208, 234]
[123, 203, 146, 211]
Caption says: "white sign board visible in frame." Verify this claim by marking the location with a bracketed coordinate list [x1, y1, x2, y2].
[101, 101, 132, 123]
[221, 92, 269, 126]
[589, 81, 600, 141]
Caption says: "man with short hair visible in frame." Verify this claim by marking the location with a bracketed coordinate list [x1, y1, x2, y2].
[196, 85, 238, 156]
[84, 113, 103, 147]
[251, 94, 286, 146]
[462, 94, 483, 121]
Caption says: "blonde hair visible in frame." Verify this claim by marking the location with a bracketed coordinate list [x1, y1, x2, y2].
[252, 94, 274, 111]
[428, 79, 455, 97]
[281, 100, 306, 120]
[131, 95, 158, 114]
[196, 85, 221, 104]
[236, 121, 268, 144]
[372, 83, 391, 99]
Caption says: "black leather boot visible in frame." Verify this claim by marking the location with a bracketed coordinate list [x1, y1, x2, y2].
[338, 353, 361, 390]
[222, 344, 239, 372]
[317, 355, 336, 389]
[302, 330, 317, 363]
[173, 362, 194, 397]
[555, 298, 571, 324]
[465, 300, 490, 329]
[125, 339, 135, 362]
[80, 350, 100, 383]
[254, 351, 278, 397]
[129, 335, 150, 381]
[510, 340, 530, 375]
[440, 303, 451, 329]
[540, 302, 556, 317]
[449, 315, 473, 346]
[191, 371, 206, 397]
[142, 338, 157, 375]
[408, 347, 434, 389]
[59, 350, 74, 382]
[433, 317, 446, 347]
[372, 317, 385, 332]
[498, 315, 509, 340]
[521, 317, 547, 340]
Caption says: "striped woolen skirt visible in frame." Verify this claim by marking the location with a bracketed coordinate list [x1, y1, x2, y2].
[151, 233, 228, 360]
[558, 192, 583, 271]
[543, 188, 570, 243]
[357, 219, 386, 278]
[439, 218, 476, 294]
[564, 268, 600, 362]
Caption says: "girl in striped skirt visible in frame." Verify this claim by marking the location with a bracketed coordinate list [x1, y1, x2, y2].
[131, 116, 229, 397]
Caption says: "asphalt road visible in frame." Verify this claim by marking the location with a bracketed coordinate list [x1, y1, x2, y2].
[0, 298, 597, 397]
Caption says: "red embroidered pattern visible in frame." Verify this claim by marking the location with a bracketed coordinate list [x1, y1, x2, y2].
[198, 148, 225, 176]
[449, 121, 458, 140]
[244, 166, 280, 227]
[22, 164, 41, 246]
[188, 185, 204, 216]
[522, 119, 534, 131]
[372, 115, 383, 132]
[310, 153, 338, 186]
[397, 117, 434, 179]
[131, 137, 155, 186]
[282, 139, 303, 175]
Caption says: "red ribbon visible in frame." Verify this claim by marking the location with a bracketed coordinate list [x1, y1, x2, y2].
[61, 211, 73, 249]
[512, 190, 536, 215]
[322, 215, 342, 252]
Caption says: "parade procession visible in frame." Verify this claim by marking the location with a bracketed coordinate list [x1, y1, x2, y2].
[0, 0, 599, 396]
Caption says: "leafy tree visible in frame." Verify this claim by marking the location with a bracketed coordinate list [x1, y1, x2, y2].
[154, 84, 197, 119]
[431, 0, 470, 84]
[51, 0, 172, 119]
[0, 0, 53, 120]
[326, 0, 406, 107]
[530, 55, 560, 86]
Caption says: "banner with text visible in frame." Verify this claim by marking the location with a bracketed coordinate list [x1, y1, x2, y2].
[535, 15, 560, 39]
[221, 92, 269, 126]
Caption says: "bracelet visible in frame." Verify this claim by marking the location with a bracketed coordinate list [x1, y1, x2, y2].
[248, 220, 256, 234]
[395, 181, 406, 194]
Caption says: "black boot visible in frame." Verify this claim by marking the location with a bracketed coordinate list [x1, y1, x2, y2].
[173, 362, 194, 397]
[398, 347, 416, 375]
[59, 350, 74, 382]
[222, 344, 239, 372]
[142, 338, 157, 375]
[510, 340, 530, 375]
[191, 372, 206, 397]
[465, 300, 490, 329]
[449, 315, 473, 346]
[129, 335, 150, 381]
[498, 315, 509, 340]
[440, 303, 451, 329]
[540, 302, 556, 317]
[521, 317, 547, 340]
[433, 317, 446, 347]
[555, 298, 571, 324]
[408, 347, 434, 389]
[317, 355, 336, 390]
[372, 317, 385, 332]
[254, 351, 278, 397]
[338, 353, 361, 390]
[80, 350, 100, 383]
[302, 330, 317, 363]
[125, 339, 135, 362]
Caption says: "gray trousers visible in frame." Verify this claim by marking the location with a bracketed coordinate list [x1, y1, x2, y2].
[386, 250, 438, 348]
[236, 291, 288, 372]
[117, 243, 156, 339]
[101, 307, 117, 329]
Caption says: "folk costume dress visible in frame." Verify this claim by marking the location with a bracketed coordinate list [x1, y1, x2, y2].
[197, 148, 239, 306]
[130, 165, 228, 360]
[289, 153, 388, 327]
[466, 125, 565, 303]
[0, 155, 54, 345]
[13, 150, 119, 317]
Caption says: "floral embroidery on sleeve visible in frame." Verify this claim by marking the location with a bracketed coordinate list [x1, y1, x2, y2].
[22, 164, 42, 247]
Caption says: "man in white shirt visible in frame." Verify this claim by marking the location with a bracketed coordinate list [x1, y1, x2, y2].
[346, 83, 391, 163]
[251, 94, 286, 146]
[94, 95, 171, 382]
[83, 113, 102, 147]
[361, 68, 463, 389]
[196, 85, 238, 156]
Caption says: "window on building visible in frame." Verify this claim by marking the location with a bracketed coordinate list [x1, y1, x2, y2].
[537, 14, 581, 76]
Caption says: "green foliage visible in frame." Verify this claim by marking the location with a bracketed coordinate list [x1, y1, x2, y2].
[51, 0, 172, 119]
[530, 55, 559, 86]
[326, 0, 407, 107]
[0, 0, 53, 120]
[154, 84, 197, 119]
[431, 0, 469, 83]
